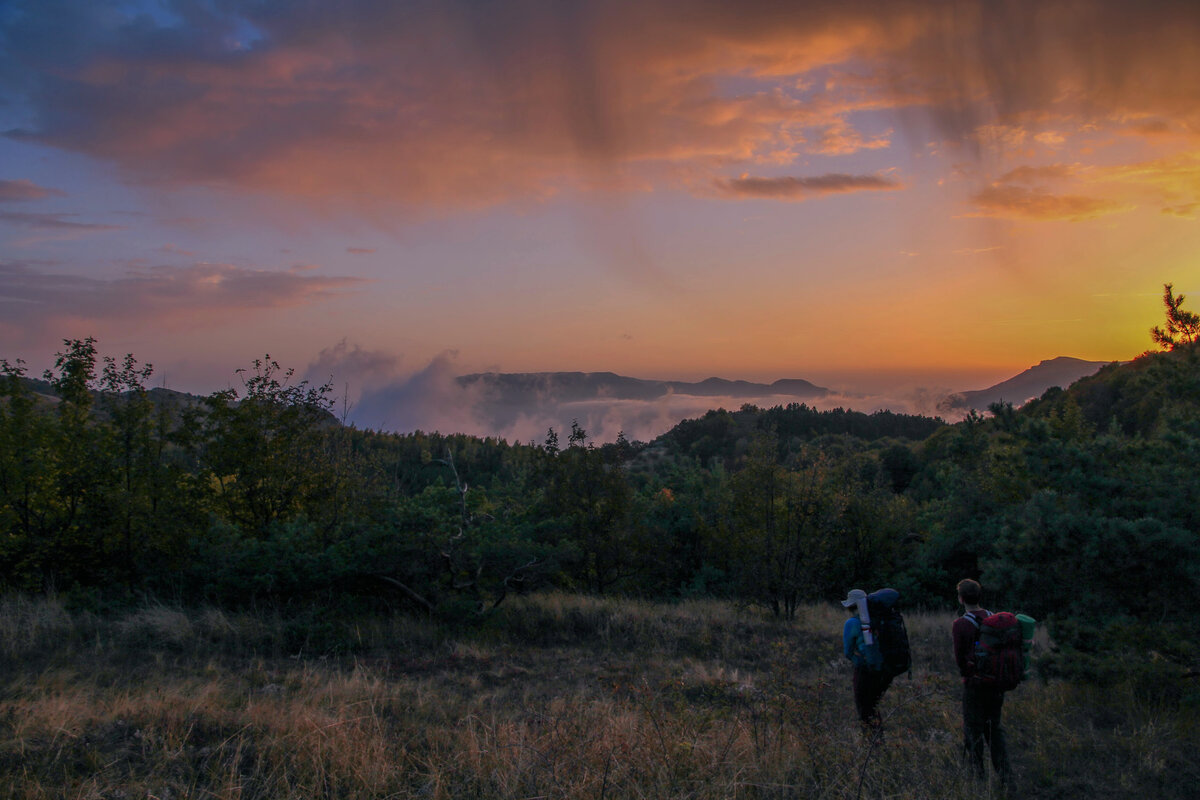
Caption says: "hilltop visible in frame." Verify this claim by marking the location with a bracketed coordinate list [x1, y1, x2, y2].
[938, 356, 1113, 413]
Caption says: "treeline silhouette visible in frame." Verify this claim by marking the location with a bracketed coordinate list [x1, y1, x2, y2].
[2, 332, 1198, 687]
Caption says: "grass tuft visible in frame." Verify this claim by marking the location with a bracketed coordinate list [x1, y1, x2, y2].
[0, 593, 1197, 798]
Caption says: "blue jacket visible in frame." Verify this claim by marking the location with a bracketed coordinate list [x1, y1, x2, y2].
[843, 616, 867, 667]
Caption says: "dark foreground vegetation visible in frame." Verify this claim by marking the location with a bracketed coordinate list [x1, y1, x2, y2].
[1, 593, 1197, 799]
[0, 285, 1198, 686]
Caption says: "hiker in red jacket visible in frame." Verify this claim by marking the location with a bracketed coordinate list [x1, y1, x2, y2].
[952, 578, 1012, 781]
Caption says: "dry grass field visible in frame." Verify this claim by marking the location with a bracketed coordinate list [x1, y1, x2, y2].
[1, 593, 1195, 799]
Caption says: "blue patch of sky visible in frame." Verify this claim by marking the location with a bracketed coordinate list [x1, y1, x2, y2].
[114, 0, 185, 28]
[709, 73, 781, 100]
[112, 0, 266, 51]
[223, 14, 266, 51]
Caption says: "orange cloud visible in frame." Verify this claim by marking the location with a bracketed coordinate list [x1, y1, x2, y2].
[965, 161, 1137, 221]
[968, 185, 1129, 222]
[0, 1, 942, 213]
[4, 1, 1200, 214]
[995, 165, 1082, 185]
[813, 122, 893, 155]
[1162, 202, 1199, 218]
[1096, 152, 1200, 214]
[1102, 153, 1200, 190]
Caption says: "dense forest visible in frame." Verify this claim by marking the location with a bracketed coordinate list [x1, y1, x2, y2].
[2, 288, 1199, 687]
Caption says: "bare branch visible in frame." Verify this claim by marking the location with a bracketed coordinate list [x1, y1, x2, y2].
[372, 574, 435, 614]
[489, 558, 541, 611]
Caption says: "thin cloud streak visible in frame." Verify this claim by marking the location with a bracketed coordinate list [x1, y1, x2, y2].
[0, 211, 123, 232]
[714, 173, 902, 200]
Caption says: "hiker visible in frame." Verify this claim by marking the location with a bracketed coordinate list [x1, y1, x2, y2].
[952, 578, 1013, 781]
[842, 588, 893, 736]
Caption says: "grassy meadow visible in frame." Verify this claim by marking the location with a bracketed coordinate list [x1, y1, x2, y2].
[1, 593, 1195, 799]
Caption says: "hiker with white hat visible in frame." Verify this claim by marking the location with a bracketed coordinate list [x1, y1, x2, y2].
[842, 588, 893, 736]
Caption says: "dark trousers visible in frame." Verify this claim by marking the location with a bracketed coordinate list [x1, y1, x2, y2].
[962, 682, 1011, 779]
[853, 664, 893, 724]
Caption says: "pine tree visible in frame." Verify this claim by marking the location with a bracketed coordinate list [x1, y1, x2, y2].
[1150, 283, 1200, 349]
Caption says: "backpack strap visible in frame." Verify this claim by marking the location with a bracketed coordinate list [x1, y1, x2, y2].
[962, 611, 982, 630]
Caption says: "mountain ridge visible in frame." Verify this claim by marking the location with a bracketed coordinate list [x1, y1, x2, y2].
[938, 356, 1116, 413]
[455, 371, 831, 402]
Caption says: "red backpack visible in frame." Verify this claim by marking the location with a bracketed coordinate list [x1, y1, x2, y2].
[965, 611, 1025, 691]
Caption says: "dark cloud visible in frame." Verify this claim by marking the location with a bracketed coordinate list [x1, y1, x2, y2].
[345, 247, 375, 254]
[0, 179, 65, 202]
[713, 173, 902, 200]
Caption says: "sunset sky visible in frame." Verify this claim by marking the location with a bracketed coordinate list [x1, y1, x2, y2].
[3, 1, 1200, 435]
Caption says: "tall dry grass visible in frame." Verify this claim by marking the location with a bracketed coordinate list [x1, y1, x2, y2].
[0, 593, 1195, 799]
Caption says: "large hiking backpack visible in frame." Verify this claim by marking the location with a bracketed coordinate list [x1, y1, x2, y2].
[864, 588, 912, 677]
[965, 611, 1025, 690]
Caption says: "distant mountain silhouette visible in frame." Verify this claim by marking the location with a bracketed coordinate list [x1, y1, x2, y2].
[457, 371, 829, 404]
[453, 371, 831, 435]
[15, 359, 1125, 441]
[939, 357, 1115, 413]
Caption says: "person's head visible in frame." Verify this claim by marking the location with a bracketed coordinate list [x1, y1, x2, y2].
[957, 578, 982, 607]
[841, 588, 867, 614]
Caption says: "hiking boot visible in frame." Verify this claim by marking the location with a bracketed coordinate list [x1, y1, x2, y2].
[860, 715, 884, 744]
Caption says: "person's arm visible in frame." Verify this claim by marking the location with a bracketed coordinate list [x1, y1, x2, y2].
[952, 615, 977, 677]
[843, 617, 861, 661]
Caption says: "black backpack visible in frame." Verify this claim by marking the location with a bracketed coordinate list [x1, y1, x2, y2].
[865, 588, 912, 677]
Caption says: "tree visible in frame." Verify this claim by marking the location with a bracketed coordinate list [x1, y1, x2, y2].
[0, 358, 57, 590]
[98, 353, 168, 585]
[541, 421, 636, 594]
[1150, 282, 1200, 350]
[727, 434, 859, 619]
[186, 356, 336, 536]
[42, 338, 110, 586]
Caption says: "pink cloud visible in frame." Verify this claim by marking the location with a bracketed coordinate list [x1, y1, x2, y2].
[0, 260, 365, 340]
[0, 179, 65, 202]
